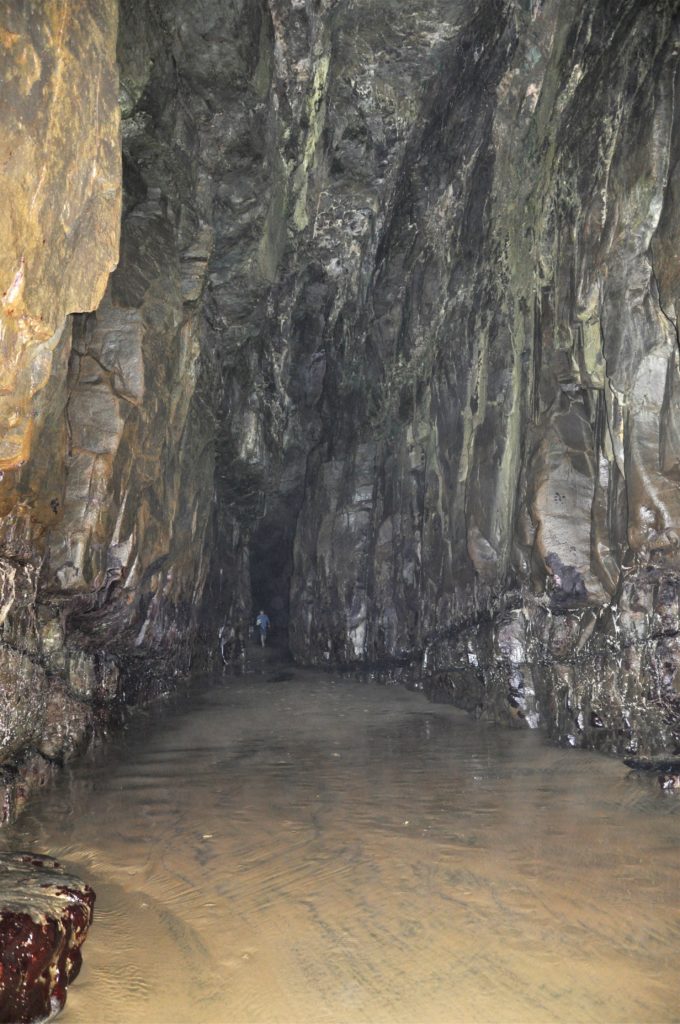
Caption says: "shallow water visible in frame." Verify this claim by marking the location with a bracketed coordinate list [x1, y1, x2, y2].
[3, 657, 680, 1024]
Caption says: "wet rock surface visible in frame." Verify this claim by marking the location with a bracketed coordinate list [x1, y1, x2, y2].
[2, 0, 680, 810]
[0, 0, 218, 814]
[0, 852, 94, 1024]
[0, 0, 120, 472]
[282, 0, 680, 757]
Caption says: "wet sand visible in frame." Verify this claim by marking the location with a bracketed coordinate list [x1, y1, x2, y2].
[2, 656, 679, 1023]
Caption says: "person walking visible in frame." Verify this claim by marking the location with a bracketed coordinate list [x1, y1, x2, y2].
[255, 610, 270, 647]
[218, 623, 230, 665]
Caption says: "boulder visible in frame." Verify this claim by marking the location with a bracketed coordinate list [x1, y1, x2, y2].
[0, 852, 94, 1024]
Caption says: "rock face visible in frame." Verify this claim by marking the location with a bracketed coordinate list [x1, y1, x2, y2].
[0, 852, 95, 1023]
[2, 0, 680, 808]
[283, 0, 680, 756]
[0, 0, 121, 472]
[0, 0, 125, 814]
[250, 0, 680, 757]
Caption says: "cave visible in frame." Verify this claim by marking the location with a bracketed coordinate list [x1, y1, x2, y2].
[1, 0, 680, 1020]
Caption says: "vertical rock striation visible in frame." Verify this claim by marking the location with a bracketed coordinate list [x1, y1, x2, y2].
[279, 0, 680, 755]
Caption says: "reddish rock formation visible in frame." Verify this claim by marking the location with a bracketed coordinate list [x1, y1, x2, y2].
[0, 852, 95, 1023]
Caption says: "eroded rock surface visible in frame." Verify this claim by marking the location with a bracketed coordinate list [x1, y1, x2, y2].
[280, 0, 680, 756]
[0, 852, 94, 1024]
[0, 0, 120, 472]
[192, 0, 680, 757]
[0, 0, 219, 814]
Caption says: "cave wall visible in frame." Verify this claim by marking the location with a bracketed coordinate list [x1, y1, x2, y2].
[2, 0, 680, 817]
[279, 0, 680, 755]
[176, 0, 680, 757]
[0, 0, 303, 815]
[0, 0, 227, 816]
[0, 0, 123, 817]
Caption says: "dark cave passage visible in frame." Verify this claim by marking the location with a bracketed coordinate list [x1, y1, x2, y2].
[248, 517, 295, 644]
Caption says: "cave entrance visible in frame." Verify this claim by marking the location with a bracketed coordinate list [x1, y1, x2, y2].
[249, 517, 295, 648]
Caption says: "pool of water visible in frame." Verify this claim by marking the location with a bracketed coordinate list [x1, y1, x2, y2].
[2, 659, 679, 1023]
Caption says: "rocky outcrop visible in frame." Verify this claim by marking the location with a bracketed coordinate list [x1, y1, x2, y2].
[0, 852, 95, 1024]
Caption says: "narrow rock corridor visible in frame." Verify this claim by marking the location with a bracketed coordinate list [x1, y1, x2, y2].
[3, 1, 680, 1018]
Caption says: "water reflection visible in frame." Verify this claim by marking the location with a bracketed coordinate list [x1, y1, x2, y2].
[2, 667, 679, 1023]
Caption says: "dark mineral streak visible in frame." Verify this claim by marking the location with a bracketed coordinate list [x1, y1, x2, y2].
[0, 853, 95, 1024]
